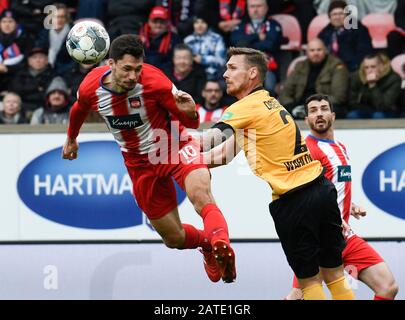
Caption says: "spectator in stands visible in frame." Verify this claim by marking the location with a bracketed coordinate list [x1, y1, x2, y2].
[163, 44, 206, 104]
[36, 3, 74, 75]
[279, 38, 349, 119]
[315, 0, 397, 20]
[139, 6, 181, 70]
[10, 47, 56, 119]
[0, 1, 9, 14]
[348, 53, 401, 118]
[191, 0, 247, 47]
[266, 0, 316, 44]
[156, 0, 198, 39]
[75, 0, 108, 24]
[184, 14, 226, 81]
[10, 1, 76, 38]
[319, 0, 373, 72]
[0, 91, 27, 124]
[230, 0, 283, 93]
[387, 0, 405, 59]
[0, 9, 33, 92]
[30, 76, 70, 124]
[197, 80, 228, 123]
[65, 62, 96, 103]
[106, 0, 155, 40]
[218, 0, 246, 33]
[10, 1, 50, 38]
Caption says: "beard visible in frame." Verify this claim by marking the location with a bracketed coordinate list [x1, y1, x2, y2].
[310, 118, 332, 134]
[118, 80, 136, 91]
[226, 84, 239, 97]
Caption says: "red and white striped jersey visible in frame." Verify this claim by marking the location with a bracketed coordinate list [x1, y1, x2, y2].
[305, 135, 352, 222]
[68, 64, 199, 155]
[196, 104, 227, 123]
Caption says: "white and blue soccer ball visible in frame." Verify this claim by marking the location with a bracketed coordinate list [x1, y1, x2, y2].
[66, 20, 110, 64]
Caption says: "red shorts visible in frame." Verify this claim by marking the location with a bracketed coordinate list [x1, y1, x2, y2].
[342, 234, 384, 278]
[122, 140, 207, 220]
[292, 234, 384, 288]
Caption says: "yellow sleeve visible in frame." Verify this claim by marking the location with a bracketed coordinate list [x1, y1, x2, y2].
[220, 104, 253, 130]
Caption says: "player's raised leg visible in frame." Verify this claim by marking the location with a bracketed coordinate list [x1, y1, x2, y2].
[148, 207, 221, 283]
[184, 167, 236, 283]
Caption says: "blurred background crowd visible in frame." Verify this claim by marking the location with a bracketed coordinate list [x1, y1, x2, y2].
[0, 0, 404, 125]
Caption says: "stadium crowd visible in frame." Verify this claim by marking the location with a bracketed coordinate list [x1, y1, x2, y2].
[0, 0, 404, 125]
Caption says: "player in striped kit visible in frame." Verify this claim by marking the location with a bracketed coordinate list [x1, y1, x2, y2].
[285, 94, 398, 300]
[61, 35, 236, 283]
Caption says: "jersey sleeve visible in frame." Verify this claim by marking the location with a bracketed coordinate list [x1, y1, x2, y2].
[67, 86, 91, 139]
[219, 104, 252, 130]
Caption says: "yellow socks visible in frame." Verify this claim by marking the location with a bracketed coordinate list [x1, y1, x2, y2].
[302, 283, 327, 300]
[326, 276, 356, 300]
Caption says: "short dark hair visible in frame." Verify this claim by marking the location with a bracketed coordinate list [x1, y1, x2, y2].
[304, 94, 333, 115]
[204, 79, 221, 87]
[173, 43, 193, 56]
[227, 47, 268, 83]
[328, 0, 347, 15]
[109, 34, 144, 61]
[364, 53, 384, 64]
[53, 3, 71, 23]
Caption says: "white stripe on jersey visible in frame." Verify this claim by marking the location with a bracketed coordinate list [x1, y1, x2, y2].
[316, 141, 350, 216]
[95, 84, 154, 154]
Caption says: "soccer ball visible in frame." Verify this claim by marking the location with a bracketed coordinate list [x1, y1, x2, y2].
[66, 20, 110, 64]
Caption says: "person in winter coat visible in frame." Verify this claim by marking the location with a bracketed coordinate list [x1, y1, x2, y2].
[0, 9, 33, 91]
[30, 75, 70, 124]
[10, 47, 56, 118]
[348, 53, 402, 118]
[279, 38, 349, 118]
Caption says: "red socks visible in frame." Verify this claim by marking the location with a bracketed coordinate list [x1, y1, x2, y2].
[200, 203, 230, 245]
[374, 295, 394, 300]
[182, 204, 230, 251]
[182, 224, 211, 251]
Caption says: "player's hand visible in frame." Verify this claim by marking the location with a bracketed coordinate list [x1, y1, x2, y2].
[351, 202, 366, 219]
[62, 137, 79, 160]
[174, 90, 197, 119]
[342, 219, 354, 238]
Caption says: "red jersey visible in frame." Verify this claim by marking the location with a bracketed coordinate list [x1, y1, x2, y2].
[306, 135, 352, 222]
[68, 64, 199, 155]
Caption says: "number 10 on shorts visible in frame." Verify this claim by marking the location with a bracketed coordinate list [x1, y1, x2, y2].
[179, 145, 199, 164]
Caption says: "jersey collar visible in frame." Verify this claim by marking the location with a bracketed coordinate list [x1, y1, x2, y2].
[100, 69, 127, 96]
[308, 134, 335, 144]
[248, 86, 265, 95]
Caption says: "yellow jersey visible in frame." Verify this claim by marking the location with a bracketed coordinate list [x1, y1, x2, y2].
[220, 88, 323, 200]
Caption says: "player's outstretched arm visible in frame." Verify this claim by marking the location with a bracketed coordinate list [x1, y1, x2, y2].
[351, 202, 367, 219]
[204, 134, 240, 168]
[62, 99, 90, 161]
[62, 137, 79, 160]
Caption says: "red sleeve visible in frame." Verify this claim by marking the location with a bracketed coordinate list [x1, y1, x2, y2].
[159, 83, 200, 129]
[67, 90, 91, 139]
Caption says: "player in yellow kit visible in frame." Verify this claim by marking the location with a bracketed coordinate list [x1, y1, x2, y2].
[180, 47, 356, 300]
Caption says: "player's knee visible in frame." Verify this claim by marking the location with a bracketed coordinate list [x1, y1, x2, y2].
[386, 282, 399, 298]
[162, 233, 185, 249]
[375, 280, 399, 299]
